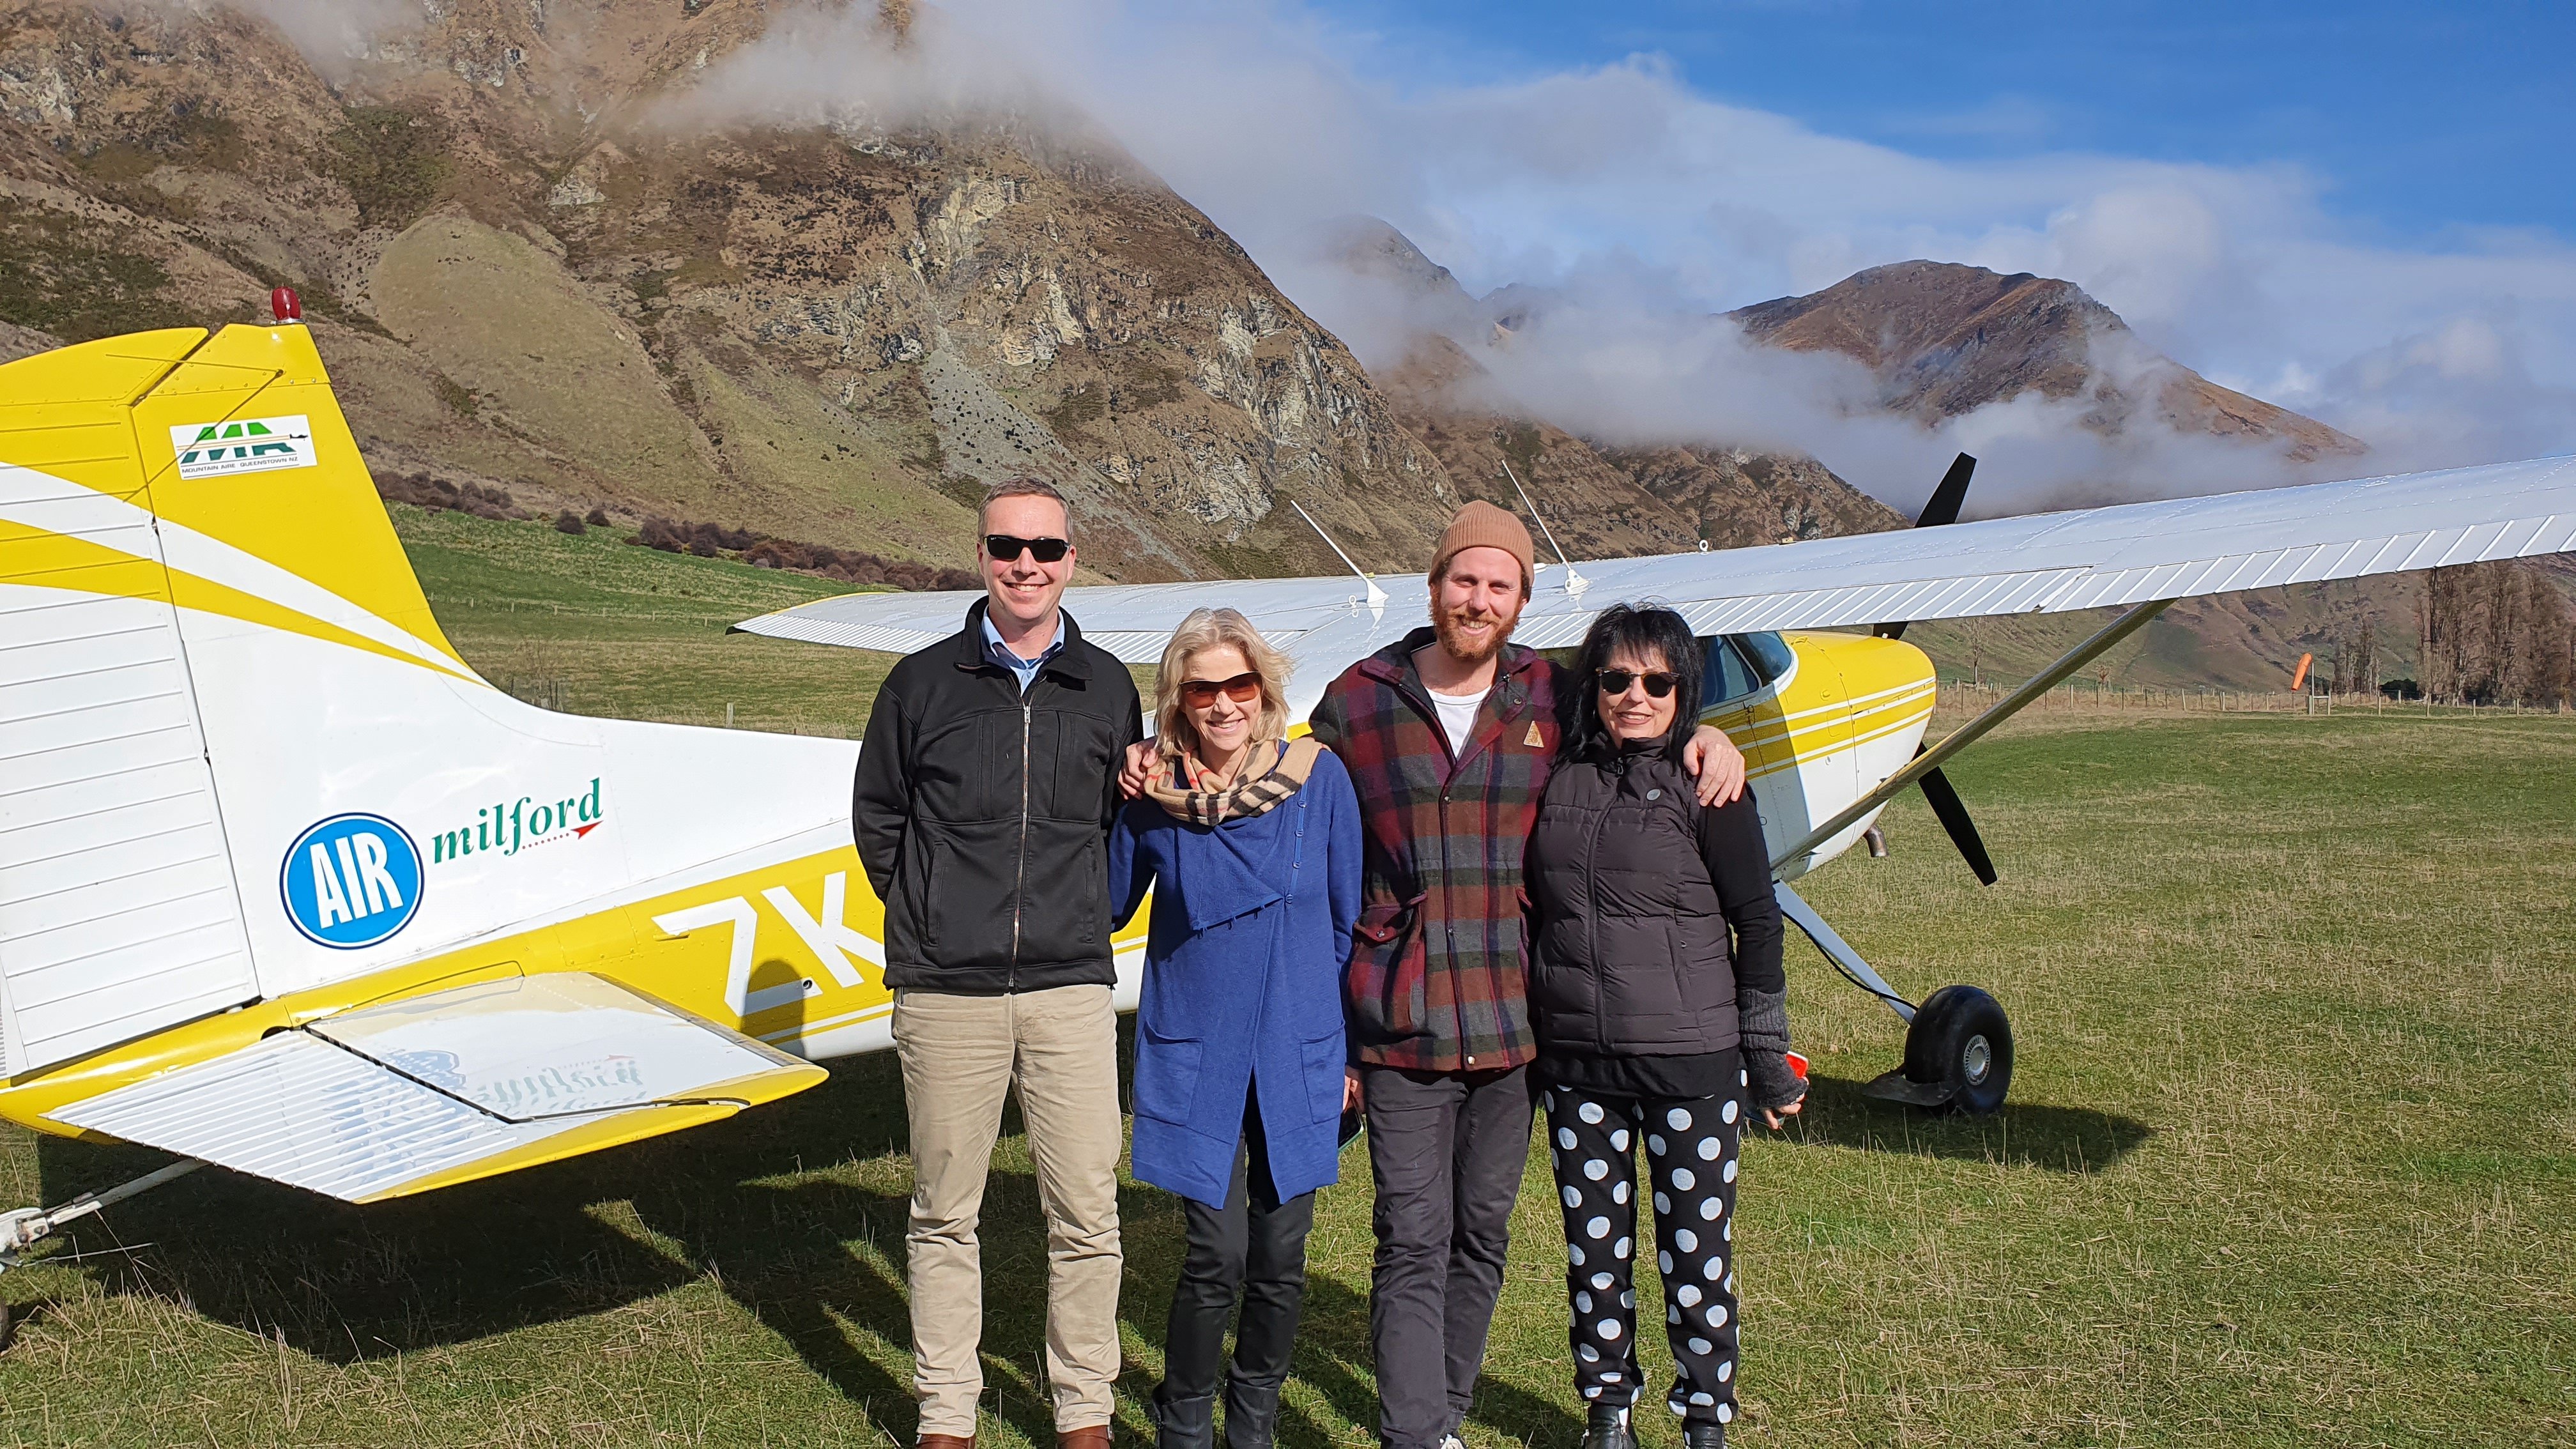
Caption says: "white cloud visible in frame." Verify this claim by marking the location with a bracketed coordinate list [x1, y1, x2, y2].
[671, 0, 2576, 503]
[144, 0, 420, 73]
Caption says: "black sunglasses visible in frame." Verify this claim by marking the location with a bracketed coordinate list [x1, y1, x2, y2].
[1595, 668, 1680, 698]
[984, 533, 1070, 564]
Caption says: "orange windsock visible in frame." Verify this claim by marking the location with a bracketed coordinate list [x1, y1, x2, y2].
[2290, 652, 2313, 691]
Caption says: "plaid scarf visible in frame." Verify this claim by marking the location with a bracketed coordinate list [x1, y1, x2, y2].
[1147, 737, 1323, 826]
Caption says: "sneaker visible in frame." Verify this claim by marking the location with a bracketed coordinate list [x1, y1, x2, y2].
[1581, 1403, 1635, 1449]
[1438, 1435, 1467, 1449]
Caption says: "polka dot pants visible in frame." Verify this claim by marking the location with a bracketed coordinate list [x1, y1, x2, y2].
[1545, 1082, 1744, 1428]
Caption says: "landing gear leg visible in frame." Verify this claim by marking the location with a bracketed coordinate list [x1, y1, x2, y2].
[1773, 883, 2013, 1114]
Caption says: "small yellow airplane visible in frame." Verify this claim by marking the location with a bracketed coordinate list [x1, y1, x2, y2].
[2, 299, 2571, 1266]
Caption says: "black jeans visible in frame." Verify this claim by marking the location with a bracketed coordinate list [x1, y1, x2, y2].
[1360, 1062, 1538, 1449]
[1158, 1089, 1316, 1420]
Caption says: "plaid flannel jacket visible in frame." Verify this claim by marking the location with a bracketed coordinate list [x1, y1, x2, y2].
[1308, 628, 1567, 1074]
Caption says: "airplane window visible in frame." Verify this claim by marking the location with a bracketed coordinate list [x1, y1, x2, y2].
[1705, 636, 1761, 705]
[1738, 631, 1797, 684]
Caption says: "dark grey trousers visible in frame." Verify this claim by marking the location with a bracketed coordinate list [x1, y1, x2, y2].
[1360, 1063, 1538, 1449]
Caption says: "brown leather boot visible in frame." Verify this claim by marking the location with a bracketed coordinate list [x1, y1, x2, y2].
[1058, 1425, 1113, 1449]
[917, 1435, 976, 1449]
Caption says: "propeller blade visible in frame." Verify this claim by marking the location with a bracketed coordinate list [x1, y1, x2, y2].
[1917, 765, 1998, 885]
[1914, 452, 1977, 529]
[1873, 453, 1979, 639]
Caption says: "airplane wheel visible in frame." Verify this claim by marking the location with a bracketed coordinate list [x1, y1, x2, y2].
[1903, 985, 2013, 1116]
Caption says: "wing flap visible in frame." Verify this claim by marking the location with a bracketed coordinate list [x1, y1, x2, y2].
[46, 973, 824, 1201]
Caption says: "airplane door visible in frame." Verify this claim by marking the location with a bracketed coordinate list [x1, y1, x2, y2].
[1721, 632, 1858, 879]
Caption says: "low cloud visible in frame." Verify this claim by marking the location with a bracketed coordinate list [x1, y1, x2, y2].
[663, 0, 2576, 505]
[141, 0, 420, 74]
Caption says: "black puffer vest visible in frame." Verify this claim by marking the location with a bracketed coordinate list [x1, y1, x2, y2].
[1527, 745, 1739, 1056]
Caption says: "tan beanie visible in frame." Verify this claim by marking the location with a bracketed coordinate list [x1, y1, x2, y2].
[1429, 500, 1535, 588]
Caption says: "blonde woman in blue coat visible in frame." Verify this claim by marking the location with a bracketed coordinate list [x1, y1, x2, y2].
[1109, 608, 1363, 1449]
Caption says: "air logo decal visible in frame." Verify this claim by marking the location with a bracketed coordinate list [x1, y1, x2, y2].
[171, 414, 318, 480]
[281, 813, 424, 949]
[432, 779, 605, 865]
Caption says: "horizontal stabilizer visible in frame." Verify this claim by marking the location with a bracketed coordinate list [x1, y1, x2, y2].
[46, 974, 823, 1202]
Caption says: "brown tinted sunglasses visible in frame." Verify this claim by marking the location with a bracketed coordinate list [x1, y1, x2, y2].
[1179, 671, 1262, 707]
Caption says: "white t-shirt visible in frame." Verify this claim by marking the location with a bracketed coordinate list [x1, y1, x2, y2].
[1429, 686, 1490, 754]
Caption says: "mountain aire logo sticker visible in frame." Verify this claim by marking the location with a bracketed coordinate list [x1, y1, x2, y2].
[170, 414, 318, 480]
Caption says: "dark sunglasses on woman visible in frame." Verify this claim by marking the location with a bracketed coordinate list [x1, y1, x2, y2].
[1179, 671, 1262, 707]
[1595, 668, 1680, 698]
[985, 533, 1071, 564]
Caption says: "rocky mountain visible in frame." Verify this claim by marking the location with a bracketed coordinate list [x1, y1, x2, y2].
[1729, 261, 2365, 463]
[1328, 218, 1909, 551]
[0, 0, 1470, 582]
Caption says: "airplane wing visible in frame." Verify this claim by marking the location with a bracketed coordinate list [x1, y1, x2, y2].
[736, 453, 2576, 665]
[46, 973, 823, 1202]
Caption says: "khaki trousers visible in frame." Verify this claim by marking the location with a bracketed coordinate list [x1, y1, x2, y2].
[895, 984, 1124, 1436]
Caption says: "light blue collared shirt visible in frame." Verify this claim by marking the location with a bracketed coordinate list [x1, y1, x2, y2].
[981, 611, 1066, 694]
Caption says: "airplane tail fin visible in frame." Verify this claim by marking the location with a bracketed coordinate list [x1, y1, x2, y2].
[0, 320, 491, 1077]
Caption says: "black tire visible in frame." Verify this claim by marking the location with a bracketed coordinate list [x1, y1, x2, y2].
[1901, 985, 2013, 1115]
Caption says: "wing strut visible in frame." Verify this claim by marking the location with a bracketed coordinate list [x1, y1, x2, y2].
[1770, 597, 2174, 874]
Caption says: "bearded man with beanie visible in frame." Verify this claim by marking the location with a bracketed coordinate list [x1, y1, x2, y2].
[1308, 502, 1746, 1449]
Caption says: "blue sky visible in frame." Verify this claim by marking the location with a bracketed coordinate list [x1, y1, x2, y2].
[1309, 0, 2575, 245]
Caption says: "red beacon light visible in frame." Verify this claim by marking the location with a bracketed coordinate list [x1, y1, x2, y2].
[270, 287, 303, 325]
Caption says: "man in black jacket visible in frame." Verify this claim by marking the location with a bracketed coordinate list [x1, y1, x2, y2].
[853, 478, 1141, 1449]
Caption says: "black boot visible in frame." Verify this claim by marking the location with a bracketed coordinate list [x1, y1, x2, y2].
[1154, 1392, 1216, 1449]
[1220, 1373, 1284, 1449]
[1682, 1420, 1726, 1449]
[1581, 1401, 1636, 1449]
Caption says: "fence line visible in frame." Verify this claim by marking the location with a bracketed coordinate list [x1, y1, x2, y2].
[1933, 680, 2570, 717]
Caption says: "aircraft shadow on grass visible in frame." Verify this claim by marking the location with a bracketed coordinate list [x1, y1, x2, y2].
[1786, 1073, 2153, 1172]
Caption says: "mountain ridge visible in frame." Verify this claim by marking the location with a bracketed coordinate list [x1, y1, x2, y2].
[1729, 260, 2365, 463]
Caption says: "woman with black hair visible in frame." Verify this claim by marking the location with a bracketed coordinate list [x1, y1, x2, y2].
[1526, 604, 1806, 1449]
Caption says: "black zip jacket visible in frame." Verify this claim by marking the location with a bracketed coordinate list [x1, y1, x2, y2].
[853, 600, 1142, 993]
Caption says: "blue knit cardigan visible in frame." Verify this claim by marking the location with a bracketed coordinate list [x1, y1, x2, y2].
[1108, 744, 1363, 1208]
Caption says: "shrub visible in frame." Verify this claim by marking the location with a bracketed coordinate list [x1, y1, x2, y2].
[627, 515, 974, 592]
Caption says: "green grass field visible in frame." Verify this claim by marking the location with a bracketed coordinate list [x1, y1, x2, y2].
[388, 503, 896, 735]
[2, 516, 2571, 1446]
